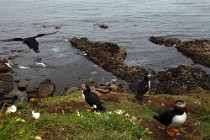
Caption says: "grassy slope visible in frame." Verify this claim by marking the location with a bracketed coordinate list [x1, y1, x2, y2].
[1, 90, 210, 140]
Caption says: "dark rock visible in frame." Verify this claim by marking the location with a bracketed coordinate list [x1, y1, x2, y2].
[62, 87, 81, 96]
[94, 23, 109, 29]
[0, 59, 11, 73]
[26, 85, 38, 93]
[156, 65, 210, 94]
[37, 79, 56, 98]
[165, 38, 181, 47]
[175, 39, 210, 67]
[99, 24, 109, 29]
[17, 82, 28, 91]
[0, 74, 13, 94]
[149, 36, 181, 47]
[70, 37, 150, 87]
[1, 99, 14, 105]
[2, 93, 18, 100]
[149, 36, 166, 45]
[14, 79, 20, 83]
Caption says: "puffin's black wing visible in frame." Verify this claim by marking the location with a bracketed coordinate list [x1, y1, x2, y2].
[0, 38, 23, 42]
[86, 92, 106, 111]
[153, 110, 176, 126]
[22, 37, 40, 53]
[35, 31, 58, 38]
[135, 78, 149, 99]
[0, 31, 58, 53]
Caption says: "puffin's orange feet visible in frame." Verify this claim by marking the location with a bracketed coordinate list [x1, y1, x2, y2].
[167, 130, 175, 137]
[171, 128, 180, 133]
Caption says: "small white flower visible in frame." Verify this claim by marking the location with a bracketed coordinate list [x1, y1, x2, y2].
[34, 136, 42, 140]
[125, 113, 130, 117]
[115, 109, 125, 115]
[32, 110, 40, 119]
[130, 116, 138, 122]
[77, 111, 80, 116]
[6, 105, 17, 113]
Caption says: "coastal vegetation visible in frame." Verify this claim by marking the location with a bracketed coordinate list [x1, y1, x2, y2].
[1, 90, 210, 140]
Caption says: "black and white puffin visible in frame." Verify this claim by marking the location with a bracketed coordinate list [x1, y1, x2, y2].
[81, 84, 106, 111]
[153, 100, 190, 137]
[135, 70, 152, 100]
[0, 31, 58, 53]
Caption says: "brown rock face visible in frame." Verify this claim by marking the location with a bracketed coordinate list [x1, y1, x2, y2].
[0, 59, 11, 73]
[37, 79, 56, 98]
[149, 36, 181, 47]
[70, 37, 149, 85]
[0, 74, 13, 94]
[156, 65, 210, 94]
[175, 39, 210, 67]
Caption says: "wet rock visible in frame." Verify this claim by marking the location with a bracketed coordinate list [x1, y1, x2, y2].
[149, 36, 166, 45]
[156, 65, 210, 94]
[1, 99, 14, 105]
[94, 23, 109, 29]
[37, 79, 56, 98]
[17, 82, 28, 91]
[62, 87, 81, 96]
[26, 85, 38, 93]
[0, 92, 18, 106]
[0, 59, 11, 73]
[0, 74, 13, 94]
[70, 37, 150, 87]
[99, 24, 109, 29]
[149, 36, 181, 47]
[165, 38, 181, 47]
[175, 39, 210, 67]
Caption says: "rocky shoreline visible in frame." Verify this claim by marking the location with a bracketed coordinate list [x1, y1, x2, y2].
[1, 36, 210, 106]
[149, 36, 210, 67]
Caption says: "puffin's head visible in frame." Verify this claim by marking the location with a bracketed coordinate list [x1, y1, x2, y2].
[175, 100, 190, 112]
[81, 84, 89, 90]
[147, 69, 153, 78]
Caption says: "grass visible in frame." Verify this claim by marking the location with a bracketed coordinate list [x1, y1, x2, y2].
[0, 90, 210, 140]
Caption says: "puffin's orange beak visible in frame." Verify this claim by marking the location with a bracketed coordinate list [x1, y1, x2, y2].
[184, 103, 190, 112]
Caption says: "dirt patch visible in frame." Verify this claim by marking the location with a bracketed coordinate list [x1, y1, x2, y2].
[101, 92, 125, 103]
[140, 118, 201, 140]
[40, 100, 86, 115]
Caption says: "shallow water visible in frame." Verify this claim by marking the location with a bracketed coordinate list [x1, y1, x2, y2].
[0, 0, 210, 94]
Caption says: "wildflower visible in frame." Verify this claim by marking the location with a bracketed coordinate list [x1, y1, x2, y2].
[32, 110, 40, 119]
[6, 105, 17, 114]
[130, 116, 138, 122]
[77, 111, 80, 116]
[125, 113, 130, 117]
[35, 136, 42, 140]
[115, 109, 125, 115]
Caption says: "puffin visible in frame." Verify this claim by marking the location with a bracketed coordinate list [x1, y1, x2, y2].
[153, 100, 190, 137]
[135, 70, 152, 100]
[81, 84, 106, 111]
[0, 31, 58, 53]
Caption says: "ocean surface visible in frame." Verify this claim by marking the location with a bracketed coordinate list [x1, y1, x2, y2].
[0, 0, 210, 94]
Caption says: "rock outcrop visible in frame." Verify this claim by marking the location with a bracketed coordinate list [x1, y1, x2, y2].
[70, 37, 150, 85]
[0, 59, 11, 73]
[71, 37, 210, 95]
[37, 79, 56, 98]
[175, 39, 210, 67]
[149, 36, 181, 47]
[156, 65, 210, 94]
[149, 36, 210, 68]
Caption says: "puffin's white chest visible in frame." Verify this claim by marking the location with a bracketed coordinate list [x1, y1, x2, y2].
[148, 81, 151, 90]
[171, 112, 187, 126]
[82, 91, 85, 100]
